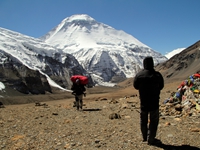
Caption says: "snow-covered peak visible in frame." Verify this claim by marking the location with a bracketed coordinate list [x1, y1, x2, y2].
[63, 14, 95, 23]
[41, 14, 149, 51]
[165, 48, 185, 59]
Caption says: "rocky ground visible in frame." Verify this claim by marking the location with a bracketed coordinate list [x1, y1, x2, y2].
[0, 80, 200, 150]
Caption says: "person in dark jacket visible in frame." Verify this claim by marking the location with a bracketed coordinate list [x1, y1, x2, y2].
[133, 56, 164, 145]
[71, 79, 86, 110]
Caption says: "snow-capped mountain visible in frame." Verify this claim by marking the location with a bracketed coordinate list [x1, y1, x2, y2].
[41, 14, 167, 84]
[165, 48, 185, 59]
[0, 27, 89, 94]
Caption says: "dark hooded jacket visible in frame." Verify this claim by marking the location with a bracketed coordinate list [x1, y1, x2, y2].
[133, 57, 164, 111]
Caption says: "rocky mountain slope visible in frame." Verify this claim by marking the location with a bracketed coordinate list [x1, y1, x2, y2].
[156, 40, 200, 82]
[0, 27, 91, 95]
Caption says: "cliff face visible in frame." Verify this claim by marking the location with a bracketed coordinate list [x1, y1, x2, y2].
[0, 57, 51, 94]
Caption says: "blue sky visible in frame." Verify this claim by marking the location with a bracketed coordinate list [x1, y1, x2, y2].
[0, 0, 200, 55]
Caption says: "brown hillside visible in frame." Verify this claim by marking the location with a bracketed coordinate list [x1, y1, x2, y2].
[155, 40, 200, 83]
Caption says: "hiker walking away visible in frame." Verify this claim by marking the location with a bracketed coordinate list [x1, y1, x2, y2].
[71, 79, 86, 110]
[133, 56, 164, 145]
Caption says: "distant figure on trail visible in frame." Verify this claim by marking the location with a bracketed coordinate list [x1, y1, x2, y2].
[133, 56, 164, 145]
[71, 79, 86, 110]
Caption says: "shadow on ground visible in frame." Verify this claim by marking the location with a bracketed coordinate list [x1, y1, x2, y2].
[151, 140, 200, 150]
[82, 108, 102, 111]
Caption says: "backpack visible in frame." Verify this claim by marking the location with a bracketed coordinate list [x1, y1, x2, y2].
[70, 75, 88, 85]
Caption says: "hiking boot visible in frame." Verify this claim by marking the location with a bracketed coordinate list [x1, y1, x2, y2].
[142, 138, 147, 142]
[148, 138, 162, 145]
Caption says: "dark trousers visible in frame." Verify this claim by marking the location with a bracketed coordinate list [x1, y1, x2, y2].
[140, 109, 159, 142]
[75, 94, 83, 110]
